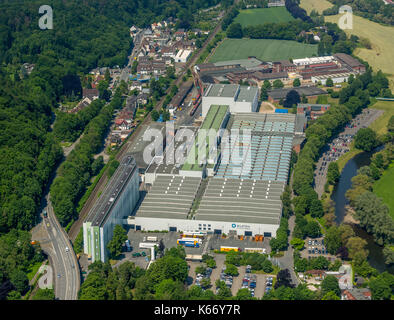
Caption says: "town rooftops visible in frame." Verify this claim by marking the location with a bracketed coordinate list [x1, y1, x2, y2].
[85, 155, 137, 227]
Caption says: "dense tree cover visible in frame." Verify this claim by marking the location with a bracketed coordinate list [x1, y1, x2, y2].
[270, 217, 289, 252]
[0, 71, 63, 233]
[274, 269, 294, 289]
[344, 142, 394, 248]
[354, 127, 378, 152]
[369, 272, 394, 300]
[79, 261, 145, 300]
[323, 0, 394, 26]
[222, 6, 239, 31]
[283, 90, 300, 108]
[294, 250, 340, 273]
[0, 229, 44, 299]
[225, 251, 274, 272]
[321, 275, 340, 297]
[285, 0, 312, 23]
[327, 162, 340, 185]
[243, 20, 313, 41]
[226, 23, 243, 38]
[263, 283, 316, 300]
[353, 192, 394, 246]
[54, 99, 105, 142]
[32, 288, 55, 300]
[107, 225, 127, 259]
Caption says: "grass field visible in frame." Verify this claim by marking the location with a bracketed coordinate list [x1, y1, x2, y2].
[209, 38, 318, 63]
[368, 100, 394, 136]
[373, 163, 394, 219]
[300, 0, 333, 14]
[233, 7, 294, 27]
[324, 14, 394, 91]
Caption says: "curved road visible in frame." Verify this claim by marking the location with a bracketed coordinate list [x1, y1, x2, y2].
[44, 194, 80, 300]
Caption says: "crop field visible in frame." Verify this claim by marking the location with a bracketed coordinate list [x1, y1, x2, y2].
[374, 163, 394, 220]
[324, 14, 394, 91]
[209, 38, 318, 63]
[233, 7, 294, 27]
[299, 0, 333, 14]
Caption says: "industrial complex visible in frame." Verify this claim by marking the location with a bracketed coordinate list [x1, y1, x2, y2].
[86, 82, 307, 261]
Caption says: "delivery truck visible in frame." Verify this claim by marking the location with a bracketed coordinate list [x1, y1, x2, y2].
[177, 238, 202, 248]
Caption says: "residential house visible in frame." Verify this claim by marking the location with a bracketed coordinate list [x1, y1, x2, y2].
[82, 88, 99, 100]
[342, 288, 371, 300]
[174, 29, 186, 41]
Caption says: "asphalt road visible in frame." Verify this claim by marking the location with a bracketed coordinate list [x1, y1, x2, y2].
[33, 195, 80, 300]
[46, 196, 79, 300]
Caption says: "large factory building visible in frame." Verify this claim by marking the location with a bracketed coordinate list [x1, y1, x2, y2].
[83, 155, 139, 262]
[129, 111, 301, 238]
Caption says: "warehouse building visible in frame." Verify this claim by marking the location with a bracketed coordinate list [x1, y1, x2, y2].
[144, 126, 199, 184]
[180, 105, 230, 177]
[267, 86, 327, 103]
[311, 72, 354, 85]
[175, 49, 192, 63]
[83, 155, 140, 262]
[131, 113, 298, 237]
[202, 84, 259, 116]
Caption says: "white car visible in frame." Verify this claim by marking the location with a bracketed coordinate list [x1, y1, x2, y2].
[65, 246, 69, 252]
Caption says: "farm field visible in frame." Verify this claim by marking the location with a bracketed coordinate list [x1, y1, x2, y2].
[300, 0, 333, 14]
[324, 14, 394, 91]
[233, 7, 294, 27]
[209, 38, 318, 63]
[373, 163, 394, 220]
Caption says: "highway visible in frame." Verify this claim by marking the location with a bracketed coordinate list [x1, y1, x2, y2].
[32, 193, 80, 300]
[45, 195, 80, 300]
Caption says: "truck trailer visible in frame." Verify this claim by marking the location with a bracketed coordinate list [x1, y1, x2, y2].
[220, 246, 241, 252]
[177, 238, 202, 248]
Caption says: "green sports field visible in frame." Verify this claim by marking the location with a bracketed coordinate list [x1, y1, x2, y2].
[373, 163, 394, 219]
[209, 38, 318, 63]
[233, 7, 295, 27]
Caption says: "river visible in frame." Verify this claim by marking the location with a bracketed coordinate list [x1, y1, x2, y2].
[331, 147, 394, 273]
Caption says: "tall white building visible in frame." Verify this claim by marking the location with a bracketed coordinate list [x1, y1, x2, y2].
[201, 84, 259, 117]
[83, 155, 140, 262]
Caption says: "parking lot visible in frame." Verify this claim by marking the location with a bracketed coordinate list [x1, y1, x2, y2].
[300, 237, 336, 262]
[187, 253, 274, 299]
[314, 108, 384, 197]
[209, 234, 271, 253]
